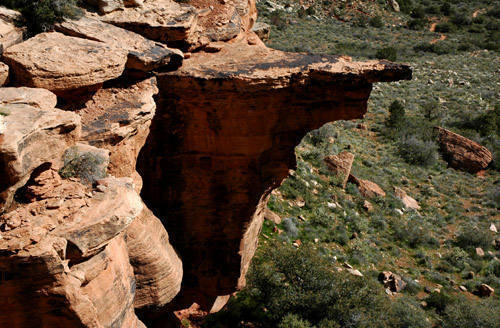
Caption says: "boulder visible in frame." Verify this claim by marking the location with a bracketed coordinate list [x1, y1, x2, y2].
[264, 207, 282, 224]
[2, 32, 128, 94]
[56, 17, 183, 72]
[0, 87, 58, 110]
[476, 284, 494, 297]
[378, 271, 406, 293]
[95, 0, 201, 48]
[387, 0, 400, 12]
[394, 187, 420, 210]
[251, 22, 271, 42]
[324, 151, 355, 188]
[0, 97, 81, 212]
[0, 62, 8, 86]
[0, 174, 144, 327]
[0, 14, 24, 54]
[349, 175, 386, 198]
[435, 127, 492, 173]
[59, 143, 110, 186]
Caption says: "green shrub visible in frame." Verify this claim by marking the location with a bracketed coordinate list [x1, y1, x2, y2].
[455, 224, 494, 251]
[410, 6, 426, 19]
[425, 291, 454, 313]
[3, 0, 81, 35]
[442, 296, 500, 328]
[408, 18, 427, 30]
[59, 148, 107, 185]
[278, 314, 314, 328]
[435, 22, 456, 33]
[397, 136, 439, 167]
[369, 15, 384, 28]
[376, 47, 398, 61]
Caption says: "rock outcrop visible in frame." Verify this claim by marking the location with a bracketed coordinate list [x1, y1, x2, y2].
[0, 87, 81, 212]
[137, 35, 411, 309]
[435, 127, 493, 173]
[0, 0, 412, 326]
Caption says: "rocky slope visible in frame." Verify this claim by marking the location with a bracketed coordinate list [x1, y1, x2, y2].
[0, 0, 410, 326]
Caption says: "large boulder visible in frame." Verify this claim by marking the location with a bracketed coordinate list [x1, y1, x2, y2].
[56, 17, 183, 72]
[324, 151, 355, 188]
[0, 89, 81, 212]
[2, 32, 128, 94]
[95, 0, 201, 49]
[251, 22, 271, 42]
[435, 127, 493, 173]
[0, 87, 58, 110]
[0, 10, 24, 54]
[349, 175, 386, 198]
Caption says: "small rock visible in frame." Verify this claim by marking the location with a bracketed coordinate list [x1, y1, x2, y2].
[459, 285, 467, 292]
[264, 208, 281, 224]
[476, 247, 485, 257]
[363, 200, 373, 212]
[490, 223, 497, 233]
[394, 187, 420, 210]
[466, 271, 475, 279]
[343, 262, 353, 269]
[395, 209, 404, 216]
[346, 268, 363, 277]
[0, 62, 8, 86]
[378, 271, 406, 293]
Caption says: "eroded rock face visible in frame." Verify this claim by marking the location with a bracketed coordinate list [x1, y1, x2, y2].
[0, 91, 81, 212]
[0, 12, 24, 54]
[0, 62, 8, 86]
[435, 127, 493, 173]
[137, 35, 412, 309]
[2, 32, 128, 94]
[0, 173, 144, 327]
[56, 17, 183, 72]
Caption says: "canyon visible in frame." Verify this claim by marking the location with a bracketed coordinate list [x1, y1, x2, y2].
[0, 0, 411, 327]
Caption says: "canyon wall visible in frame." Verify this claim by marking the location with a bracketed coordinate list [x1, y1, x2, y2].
[0, 0, 411, 326]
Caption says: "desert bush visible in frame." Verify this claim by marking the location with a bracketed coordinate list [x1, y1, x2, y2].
[425, 291, 453, 313]
[397, 136, 439, 167]
[408, 18, 427, 30]
[270, 10, 287, 30]
[376, 47, 398, 61]
[410, 6, 426, 19]
[278, 314, 314, 328]
[435, 22, 456, 33]
[4, 0, 81, 35]
[59, 148, 107, 185]
[455, 224, 493, 251]
[442, 296, 500, 328]
[369, 15, 384, 28]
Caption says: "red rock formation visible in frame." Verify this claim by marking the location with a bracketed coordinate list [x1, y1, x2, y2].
[435, 126, 493, 173]
[137, 35, 411, 309]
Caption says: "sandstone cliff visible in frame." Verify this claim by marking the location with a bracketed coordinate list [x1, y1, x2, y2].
[0, 0, 411, 326]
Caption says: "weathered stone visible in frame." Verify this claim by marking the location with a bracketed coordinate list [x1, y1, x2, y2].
[251, 22, 270, 42]
[125, 206, 183, 310]
[264, 207, 282, 224]
[394, 187, 420, 210]
[96, 0, 201, 49]
[0, 174, 144, 327]
[325, 151, 355, 188]
[0, 62, 8, 86]
[137, 36, 411, 309]
[476, 284, 494, 297]
[59, 143, 110, 186]
[436, 127, 492, 173]
[0, 100, 81, 212]
[387, 0, 400, 12]
[378, 271, 406, 293]
[2, 32, 128, 94]
[0, 87, 57, 110]
[349, 175, 386, 198]
[77, 78, 158, 187]
[56, 17, 183, 72]
[0, 14, 24, 54]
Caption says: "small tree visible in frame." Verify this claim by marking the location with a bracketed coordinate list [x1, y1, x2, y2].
[387, 100, 406, 128]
